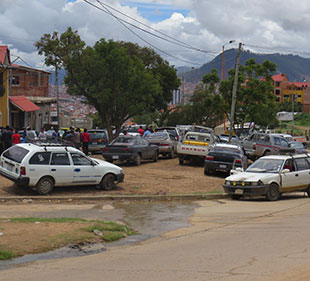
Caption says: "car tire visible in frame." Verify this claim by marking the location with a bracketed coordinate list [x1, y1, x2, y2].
[179, 158, 184, 165]
[134, 154, 141, 166]
[265, 183, 280, 201]
[264, 150, 272, 156]
[152, 152, 158, 162]
[36, 177, 54, 195]
[169, 150, 175, 159]
[229, 194, 242, 200]
[101, 173, 116, 191]
[204, 164, 209, 175]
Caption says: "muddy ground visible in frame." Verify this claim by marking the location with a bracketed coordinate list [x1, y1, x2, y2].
[0, 156, 225, 197]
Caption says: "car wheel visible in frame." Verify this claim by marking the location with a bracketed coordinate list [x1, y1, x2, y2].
[36, 177, 54, 195]
[101, 174, 116, 191]
[264, 150, 272, 156]
[265, 183, 280, 201]
[229, 194, 242, 200]
[169, 150, 175, 159]
[204, 164, 209, 175]
[179, 158, 184, 165]
[152, 152, 158, 162]
[134, 154, 141, 166]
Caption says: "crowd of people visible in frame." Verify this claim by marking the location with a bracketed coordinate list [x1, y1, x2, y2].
[0, 126, 91, 156]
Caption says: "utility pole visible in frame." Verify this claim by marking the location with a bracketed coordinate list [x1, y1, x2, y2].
[229, 42, 242, 143]
[55, 66, 60, 129]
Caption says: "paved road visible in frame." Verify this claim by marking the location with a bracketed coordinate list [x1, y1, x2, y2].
[2, 196, 310, 281]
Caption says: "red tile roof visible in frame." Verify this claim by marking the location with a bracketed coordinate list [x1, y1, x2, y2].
[9, 96, 40, 112]
[272, 73, 288, 82]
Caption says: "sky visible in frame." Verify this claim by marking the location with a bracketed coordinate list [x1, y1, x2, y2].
[1, 0, 310, 71]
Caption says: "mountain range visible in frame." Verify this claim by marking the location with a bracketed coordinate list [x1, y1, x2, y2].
[179, 49, 310, 83]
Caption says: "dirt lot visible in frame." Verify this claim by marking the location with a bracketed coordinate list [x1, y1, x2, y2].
[0, 156, 225, 197]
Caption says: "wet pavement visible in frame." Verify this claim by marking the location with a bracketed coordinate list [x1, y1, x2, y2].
[0, 200, 198, 269]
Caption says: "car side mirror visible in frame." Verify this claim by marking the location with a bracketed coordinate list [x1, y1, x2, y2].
[91, 161, 96, 166]
[282, 169, 290, 174]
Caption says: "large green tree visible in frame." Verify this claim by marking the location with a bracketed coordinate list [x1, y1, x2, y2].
[36, 28, 180, 141]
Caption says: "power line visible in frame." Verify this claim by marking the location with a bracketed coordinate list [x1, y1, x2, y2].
[83, 0, 207, 65]
[94, 0, 216, 55]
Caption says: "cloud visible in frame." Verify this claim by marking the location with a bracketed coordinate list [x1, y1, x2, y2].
[1, 0, 310, 69]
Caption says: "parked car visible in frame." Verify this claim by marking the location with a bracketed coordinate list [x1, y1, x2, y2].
[289, 141, 308, 154]
[88, 129, 108, 154]
[204, 143, 247, 175]
[242, 133, 291, 160]
[145, 132, 177, 158]
[155, 127, 181, 141]
[223, 154, 310, 201]
[0, 143, 124, 195]
[102, 135, 159, 165]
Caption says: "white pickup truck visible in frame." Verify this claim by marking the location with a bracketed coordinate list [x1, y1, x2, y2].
[177, 131, 215, 165]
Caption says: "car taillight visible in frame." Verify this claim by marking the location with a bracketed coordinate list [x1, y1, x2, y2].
[102, 147, 110, 151]
[234, 159, 242, 164]
[122, 147, 131, 151]
[253, 144, 256, 149]
[160, 144, 169, 146]
[206, 156, 214, 160]
[20, 166, 26, 176]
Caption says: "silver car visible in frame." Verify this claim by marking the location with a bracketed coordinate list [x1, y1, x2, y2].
[145, 132, 177, 158]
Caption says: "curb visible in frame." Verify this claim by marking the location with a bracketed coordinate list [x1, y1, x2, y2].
[0, 193, 228, 203]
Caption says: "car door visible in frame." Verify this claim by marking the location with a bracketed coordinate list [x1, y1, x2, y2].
[138, 138, 150, 159]
[293, 157, 310, 190]
[70, 153, 102, 184]
[281, 158, 301, 192]
[50, 152, 73, 185]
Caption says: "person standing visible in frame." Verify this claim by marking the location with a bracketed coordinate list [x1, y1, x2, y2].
[137, 126, 144, 137]
[2, 126, 13, 149]
[143, 127, 151, 137]
[25, 127, 36, 143]
[38, 128, 47, 141]
[73, 128, 81, 149]
[12, 129, 21, 145]
[81, 128, 91, 155]
[52, 128, 60, 142]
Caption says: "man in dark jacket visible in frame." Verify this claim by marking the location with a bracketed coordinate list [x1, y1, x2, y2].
[2, 126, 12, 150]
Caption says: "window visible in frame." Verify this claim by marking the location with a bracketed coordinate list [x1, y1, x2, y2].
[280, 139, 289, 147]
[71, 153, 92, 166]
[275, 89, 280, 95]
[295, 158, 310, 171]
[11, 76, 20, 86]
[29, 152, 51, 165]
[3, 146, 29, 163]
[273, 137, 281, 146]
[284, 95, 290, 98]
[276, 97, 280, 102]
[276, 82, 280, 87]
[51, 153, 70, 165]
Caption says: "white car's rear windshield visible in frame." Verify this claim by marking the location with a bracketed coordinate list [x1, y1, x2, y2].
[2, 146, 29, 163]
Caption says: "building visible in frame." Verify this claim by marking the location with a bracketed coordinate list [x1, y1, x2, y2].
[9, 64, 55, 130]
[0, 46, 10, 127]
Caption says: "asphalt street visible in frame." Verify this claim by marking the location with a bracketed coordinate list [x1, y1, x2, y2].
[2, 195, 310, 281]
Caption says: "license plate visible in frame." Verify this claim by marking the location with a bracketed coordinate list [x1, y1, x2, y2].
[6, 164, 14, 172]
[219, 164, 227, 169]
[235, 189, 243, 195]
[112, 155, 119, 160]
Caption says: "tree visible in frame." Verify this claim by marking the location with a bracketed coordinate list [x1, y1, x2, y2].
[220, 58, 278, 132]
[36, 28, 179, 141]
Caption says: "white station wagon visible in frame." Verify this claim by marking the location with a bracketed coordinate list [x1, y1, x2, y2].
[223, 154, 310, 201]
[0, 143, 124, 195]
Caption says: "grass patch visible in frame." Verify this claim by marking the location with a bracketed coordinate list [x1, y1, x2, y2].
[0, 249, 16, 260]
[9, 217, 87, 223]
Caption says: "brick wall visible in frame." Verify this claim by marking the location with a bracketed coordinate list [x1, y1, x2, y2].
[10, 67, 50, 97]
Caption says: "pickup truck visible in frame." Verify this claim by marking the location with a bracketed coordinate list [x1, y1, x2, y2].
[177, 131, 215, 164]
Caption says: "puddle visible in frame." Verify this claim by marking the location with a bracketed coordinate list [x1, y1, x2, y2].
[0, 200, 197, 269]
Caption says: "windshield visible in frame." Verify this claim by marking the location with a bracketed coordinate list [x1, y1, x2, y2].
[146, 133, 168, 140]
[3, 146, 29, 163]
[111, 137, 136, 145]
[211, 147, 241, 154]
[246, 158, 284, 173]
